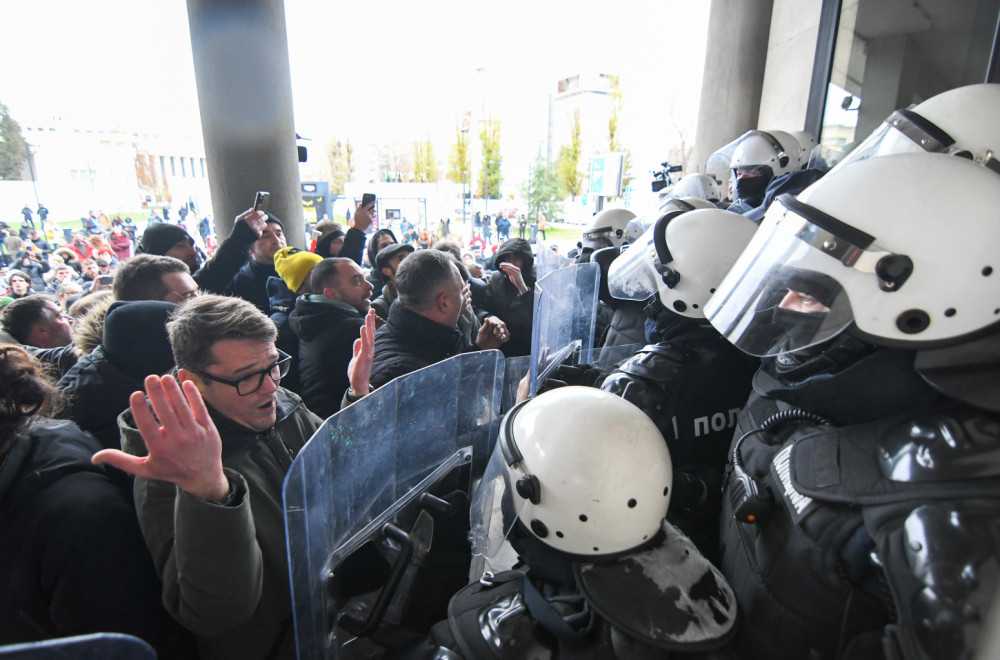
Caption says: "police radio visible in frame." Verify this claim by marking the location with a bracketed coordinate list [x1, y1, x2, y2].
[729, 409, 833, 524]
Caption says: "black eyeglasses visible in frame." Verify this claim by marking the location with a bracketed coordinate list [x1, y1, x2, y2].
[194, 349, 292, 396]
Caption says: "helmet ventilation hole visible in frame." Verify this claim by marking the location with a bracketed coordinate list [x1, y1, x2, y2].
[983, 266, 994, 276]
[579, 514, 588, 522]
[556, 531, 564, 538]
[944, 308, 956, 318]
[593, 547, 599, 552]
[896, 309, 931, 334]
[673, 300, 687, 313]
[627, 498, 637, 508]
[663, 486, 669, 496]
[530, 520, 549, 538]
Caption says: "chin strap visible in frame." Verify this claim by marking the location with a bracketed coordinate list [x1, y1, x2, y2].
[773, 334, 873, 381]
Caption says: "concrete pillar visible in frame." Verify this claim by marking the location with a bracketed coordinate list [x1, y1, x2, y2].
[691, 0, 775, 172]
[186, 0, 304, 248]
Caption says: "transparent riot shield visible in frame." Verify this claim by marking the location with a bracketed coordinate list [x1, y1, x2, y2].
[0, 634, 155, 659]
[534, 240, 573, 280]
[284, 351, 504, 659]
[529, 262, 600, 396]
[501, 355, 531, 415]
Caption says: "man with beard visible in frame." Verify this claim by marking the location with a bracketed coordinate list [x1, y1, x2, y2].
[289, 258, 374, 418]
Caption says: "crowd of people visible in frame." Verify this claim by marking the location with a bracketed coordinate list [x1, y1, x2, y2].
[1, 82, 999, 660]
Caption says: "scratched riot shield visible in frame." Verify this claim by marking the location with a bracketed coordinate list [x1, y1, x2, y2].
[283, 351, 504, 659]
[501, 355, 532, 414]
[529, 261, 600, 396]
[0, 634, 155, 659]
[534, 240, 573, 280]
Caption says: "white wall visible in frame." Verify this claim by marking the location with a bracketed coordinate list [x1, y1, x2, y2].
[757, 0, 824, 131]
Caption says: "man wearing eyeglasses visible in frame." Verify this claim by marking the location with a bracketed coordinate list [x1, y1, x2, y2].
[94, 294, 322, 659]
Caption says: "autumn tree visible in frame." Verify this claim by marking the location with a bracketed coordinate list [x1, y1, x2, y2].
[607, 80, 633, 196]
[413, 138, 439, 182]
[326, 138, 353, 194]
[448, 121, 471, 192]
[0, 102, 28, 180]
[555, 109, 583, 200]
[522, 151, 562, 224]
[478, 116, 502, 200]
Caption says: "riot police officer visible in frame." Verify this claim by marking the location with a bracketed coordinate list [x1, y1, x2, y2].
[422, 386, 738, 658]
[705, 152, 1000, 659]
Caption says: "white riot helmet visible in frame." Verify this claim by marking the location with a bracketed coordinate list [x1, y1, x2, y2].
[788, 131, 817, 170]
[832, 84, 1000, 173]
[610, 208, 757, 319]
[730, 129, 797, 177]
[472, 387, 672, 558]
[729, 130, 798, 207]
[581, 207, 636, 249]
[624, 197, 716, 246]
[705, 152, 1000, 357]
[667, 173, 723, 203]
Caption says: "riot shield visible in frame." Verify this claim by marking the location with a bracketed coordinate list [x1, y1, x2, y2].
[501, 355, 532, 415]
[284, 351, 504, 659]
[0, 634, 155, 659]
[529, 262, 600, 396]
[533, 240, 572, 280]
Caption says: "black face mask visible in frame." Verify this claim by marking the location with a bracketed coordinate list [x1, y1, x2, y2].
[734, 175, 770, 208]
[770, 307, 828, 355]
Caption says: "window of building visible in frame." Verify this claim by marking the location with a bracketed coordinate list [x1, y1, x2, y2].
[818, 0, 1000, 157]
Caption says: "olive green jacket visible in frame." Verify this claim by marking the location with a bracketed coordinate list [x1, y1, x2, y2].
[120, 388, 322, 660]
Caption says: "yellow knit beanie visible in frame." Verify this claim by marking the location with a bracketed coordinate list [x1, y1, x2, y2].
[274, 247, 323, 293]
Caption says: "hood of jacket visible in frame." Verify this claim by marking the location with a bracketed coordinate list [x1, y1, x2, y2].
[289, 294, 363, 342]
[494, 238, 535, 282]
[366, 229, 400, 268]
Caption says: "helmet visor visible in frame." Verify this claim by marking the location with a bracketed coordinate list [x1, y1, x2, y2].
[705, 202, 855, 357]
[829, 109, 955, 175]
[607, 221, 664, 302]
[469, 414, 532, 563]
[581, 227, 618, 249]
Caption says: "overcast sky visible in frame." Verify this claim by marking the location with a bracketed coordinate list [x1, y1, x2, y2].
[1, 0, 710, 197]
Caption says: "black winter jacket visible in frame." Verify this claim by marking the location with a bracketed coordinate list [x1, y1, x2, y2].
[0, 421, 195, 657]
[57, 345, 141, 450]
[267, 276, 303, 395]
[470, 238, 535, 357]
[370, 301, 468, 389]
[289, 295, 364, 418]
[193, 219, 260, 296]
[227, 257, 279, 314]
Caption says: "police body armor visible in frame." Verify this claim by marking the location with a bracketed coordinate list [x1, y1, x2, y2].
[720, 350, 1000, 659]
[599, 331, 759, 471]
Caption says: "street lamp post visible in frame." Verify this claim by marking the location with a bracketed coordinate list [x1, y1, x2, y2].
[460, 126, 469, 228]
